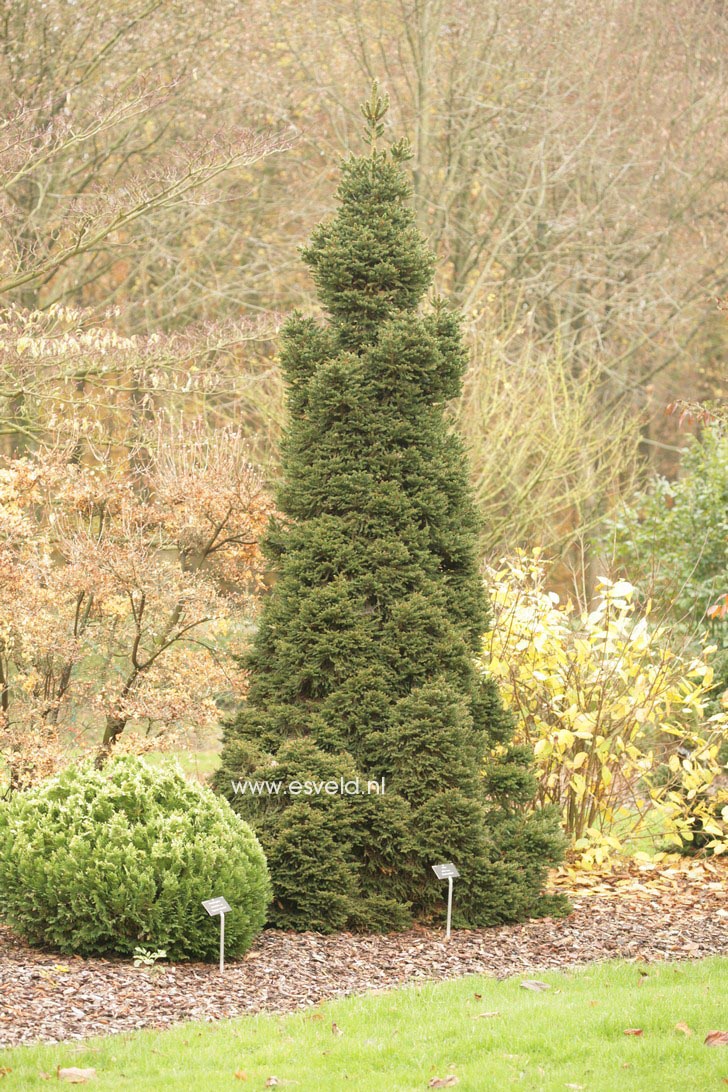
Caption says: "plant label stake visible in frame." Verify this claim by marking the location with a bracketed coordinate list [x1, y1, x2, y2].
[202, 896, 231, 973]
[432, 863, 459, 939]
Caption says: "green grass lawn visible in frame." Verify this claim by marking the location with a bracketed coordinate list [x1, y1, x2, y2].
[1, 958, 726, 1090]
[144, 747, 222, 783]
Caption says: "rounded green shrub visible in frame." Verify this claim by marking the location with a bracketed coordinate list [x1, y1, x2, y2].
[0, 756, 271, 960]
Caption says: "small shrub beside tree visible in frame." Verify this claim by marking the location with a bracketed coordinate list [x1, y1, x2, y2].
[0, 756, 271, 959]
[601, 427, 728, 718]
[482, 554, 728, 863]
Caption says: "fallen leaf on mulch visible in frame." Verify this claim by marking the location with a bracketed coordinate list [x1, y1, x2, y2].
[675, 1022, 693, 1036]
[623, 1029, 643, 1036]
[428, 1078, 459, 1088]
[520, 980, 550, 992]
[57, 1068, 96, 1084]
[551, 855, 723, 894]
[704, 1031, 728, 1047]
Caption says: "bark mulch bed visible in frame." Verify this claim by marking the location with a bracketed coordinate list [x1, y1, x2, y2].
[1, 858, 726, 1047]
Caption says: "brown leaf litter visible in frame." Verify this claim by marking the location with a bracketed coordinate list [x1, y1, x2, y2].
[0, 857, 725, 1047]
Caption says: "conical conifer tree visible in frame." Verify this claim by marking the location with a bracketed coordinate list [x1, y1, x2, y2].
[215, 88, 567, 932]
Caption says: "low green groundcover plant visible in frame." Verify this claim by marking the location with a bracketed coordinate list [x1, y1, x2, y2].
[0, 756, 271, 960]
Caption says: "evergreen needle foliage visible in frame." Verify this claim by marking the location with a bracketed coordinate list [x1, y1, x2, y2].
[0, 757, 270, 959]
[215, 88, 567, 932]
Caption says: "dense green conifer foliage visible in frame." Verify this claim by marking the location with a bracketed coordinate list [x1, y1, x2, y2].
[215, 89, 566, 931]
[0, 758, 270, 959]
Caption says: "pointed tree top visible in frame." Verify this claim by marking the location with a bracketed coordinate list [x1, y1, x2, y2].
[361, 81, 389, 150]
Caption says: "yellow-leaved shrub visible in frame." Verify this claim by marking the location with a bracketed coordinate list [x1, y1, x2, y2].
[480, 554, 728, 864]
